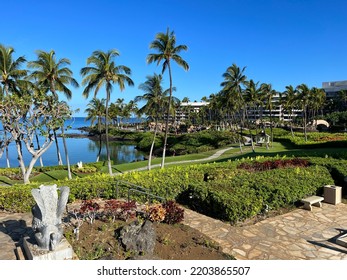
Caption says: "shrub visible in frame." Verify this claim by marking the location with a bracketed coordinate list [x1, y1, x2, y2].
[162, 200, 184, 224]
[147, 203, 167, 222]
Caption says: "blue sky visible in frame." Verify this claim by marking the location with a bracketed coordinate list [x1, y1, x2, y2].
[2, 0, 346, 116]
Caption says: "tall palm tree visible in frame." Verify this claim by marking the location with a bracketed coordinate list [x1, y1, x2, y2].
[28, 50, 79, 175]
[244, 79, 261, 151]
[309, 87, 326, 125]
[296, 84, 311, 141]
[282, 85, 298, 137]
[260, 83, 276, 148]
[81, 49, 134, 175]
[85, 97, 106, 162]
[135, 73, 170, 170]
[220, 64, 247, 151]
[0, 44, 28, 167]
[147, 28, 189, 169]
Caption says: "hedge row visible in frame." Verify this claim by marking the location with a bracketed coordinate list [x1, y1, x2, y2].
[0, 157, 342, 222]
[178, 165, 334, 224]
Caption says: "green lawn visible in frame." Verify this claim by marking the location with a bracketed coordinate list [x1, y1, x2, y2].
[3, 140, 347, 184]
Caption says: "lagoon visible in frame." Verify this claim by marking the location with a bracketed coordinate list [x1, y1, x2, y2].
[0, 117, 146, 168]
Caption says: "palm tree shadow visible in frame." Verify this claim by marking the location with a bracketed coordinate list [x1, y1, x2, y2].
[307, 228, 347, 255]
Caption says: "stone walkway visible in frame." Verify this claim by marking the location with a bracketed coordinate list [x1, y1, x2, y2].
[182, 203, 347, 260]
[1, 202, 347, 260]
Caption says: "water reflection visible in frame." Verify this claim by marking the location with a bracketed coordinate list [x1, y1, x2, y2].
[0, 137, 145, 168]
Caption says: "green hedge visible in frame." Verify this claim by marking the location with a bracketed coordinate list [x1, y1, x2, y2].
[0, 157, 341, 222]
[178, 165, 333, 224]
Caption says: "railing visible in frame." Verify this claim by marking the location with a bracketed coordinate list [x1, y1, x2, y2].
[114, 180, 166, 203]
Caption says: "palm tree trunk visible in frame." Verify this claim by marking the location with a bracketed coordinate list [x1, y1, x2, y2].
[4, 130, 10, 168]
[61, 126, 72, 180]
[53, 129, 63, 165]
[161, 62, 173, 169]
[96, 117, 102, 162]
[304, 105, 308, 142]
[105, 95, 113, 175]
[148, 119, 158, 170]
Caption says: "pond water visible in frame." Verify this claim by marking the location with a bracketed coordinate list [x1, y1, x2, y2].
[0, 137, 146, 168]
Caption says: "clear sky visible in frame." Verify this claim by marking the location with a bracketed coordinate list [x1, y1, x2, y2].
[2, 0, 346, 116]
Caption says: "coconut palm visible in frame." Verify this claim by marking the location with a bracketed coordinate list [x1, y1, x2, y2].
[244, 79, 262, 152]
[282, 85, 298, 137]
[296, 84, 311, 141]
[135, 73, 170, 170]
[28, 50, 79, 176]
[0, 44, 29, 167]
[81, 49, 134, 175]
[85, 97, 106, 162]
[220, 64, 247, 151]
[260, 83, 276, 148]
[147, 28, 189, 169]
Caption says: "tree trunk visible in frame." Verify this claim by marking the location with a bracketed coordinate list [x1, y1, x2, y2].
[53, 129, 63, 165]
[148, 119, 158, 170]
[161, 61, 173, 169]
[35, 132, 44, 167]
[96, 117, 102, 162]
[4, 131, 10, 167]
[61, 126, 72, 180]
[105, 95, 113, 175]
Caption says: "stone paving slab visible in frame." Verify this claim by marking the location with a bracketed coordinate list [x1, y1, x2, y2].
[182, 203, 347, 260]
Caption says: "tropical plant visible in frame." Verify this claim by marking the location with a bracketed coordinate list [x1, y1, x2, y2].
[81, 49, 134, 175]
[147, 28, 189, 169]
[0, 44, 29, 167]
[135, 73, 170, 169]
[28, 50, 79, 178]
[85, 97, 106, 162]
[220, 63, 248, 151]
[296, 84, 311, 141]
[282, 85, 298, 137]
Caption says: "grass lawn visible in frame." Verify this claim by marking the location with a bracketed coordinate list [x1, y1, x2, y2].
[3, 141, 347, 184]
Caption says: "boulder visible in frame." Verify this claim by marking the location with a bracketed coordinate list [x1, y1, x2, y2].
[119, 220, 156, 256]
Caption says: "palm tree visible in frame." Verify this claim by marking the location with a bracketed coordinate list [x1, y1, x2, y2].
[296, 84, 311, 141]
[81, 49, 134, 175]
[310, 87, 326, 125]
[244, 79, 262, 152]
[282, 85, 298, 137]
[260, 83, 276, 148]
[147, 28, 189, 169]
[135, 73, 169, 170]
[85, 97, 106, 162]
[0, 44, 29, 167]
[220, 64, 247, 151]
[28, 50, 79, 175]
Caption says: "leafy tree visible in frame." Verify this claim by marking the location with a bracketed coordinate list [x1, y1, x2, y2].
[147, 28, 189, 168]
[0, 44, 29, 167]
[81, 49, 134, 175]
[0, 93, 71, 183]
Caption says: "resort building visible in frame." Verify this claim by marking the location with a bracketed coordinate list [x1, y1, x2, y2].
[322, 80, 347, 99]
[174, 101, 209, 123]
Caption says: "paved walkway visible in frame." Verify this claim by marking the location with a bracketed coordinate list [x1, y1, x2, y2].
[182, 203, 347, 260]
[1, 202, 347, 260]
[120, 146, 235, 173]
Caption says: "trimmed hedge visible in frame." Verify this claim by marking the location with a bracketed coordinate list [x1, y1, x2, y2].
[178, 165, 334, 224]
[0, 156, 341, 223]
